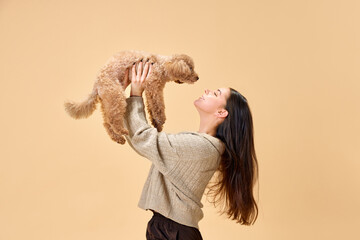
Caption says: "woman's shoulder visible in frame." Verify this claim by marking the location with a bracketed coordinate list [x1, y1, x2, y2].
[173, 131, 225, 156]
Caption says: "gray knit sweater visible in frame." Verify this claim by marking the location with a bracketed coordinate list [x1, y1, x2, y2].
[122, 96, 225, 229]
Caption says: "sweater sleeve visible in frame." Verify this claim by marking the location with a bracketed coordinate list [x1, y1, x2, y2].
[122, 96, 180, 175]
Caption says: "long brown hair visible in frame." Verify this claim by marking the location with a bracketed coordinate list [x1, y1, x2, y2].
[205, 87, 259, 225]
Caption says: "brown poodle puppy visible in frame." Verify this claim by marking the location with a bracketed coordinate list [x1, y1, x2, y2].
[64, 50, 199, 144]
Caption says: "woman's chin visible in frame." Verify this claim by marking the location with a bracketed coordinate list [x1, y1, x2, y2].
[193, 99, 200, 108]
[194, 98, 201, 105]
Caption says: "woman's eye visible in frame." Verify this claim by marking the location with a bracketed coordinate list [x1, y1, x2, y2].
[214, 92, 217, 96]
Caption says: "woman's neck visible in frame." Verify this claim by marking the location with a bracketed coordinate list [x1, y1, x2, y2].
[197, 128, 216, 137]
[197, 117, 218, 137]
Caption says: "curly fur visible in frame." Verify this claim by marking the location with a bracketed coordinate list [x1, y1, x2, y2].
[64, 50, 199, 144]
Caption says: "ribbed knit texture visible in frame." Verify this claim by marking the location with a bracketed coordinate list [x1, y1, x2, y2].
[122, 96, 225, 229]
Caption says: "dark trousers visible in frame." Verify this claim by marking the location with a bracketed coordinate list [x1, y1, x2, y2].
[146, 211, 203, 240]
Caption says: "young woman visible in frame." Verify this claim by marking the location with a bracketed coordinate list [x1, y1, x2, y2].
[121, 60, 259, 240]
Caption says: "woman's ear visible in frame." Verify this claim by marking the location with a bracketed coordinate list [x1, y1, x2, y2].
[216, 109, 228, 118]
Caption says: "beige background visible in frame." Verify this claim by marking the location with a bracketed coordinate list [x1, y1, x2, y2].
[1, 0, 359, 239]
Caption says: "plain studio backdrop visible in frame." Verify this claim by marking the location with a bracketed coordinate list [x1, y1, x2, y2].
[0, 0, 359, 239]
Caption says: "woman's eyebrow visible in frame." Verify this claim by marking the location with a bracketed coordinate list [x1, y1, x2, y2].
[218, 89, 222, 95]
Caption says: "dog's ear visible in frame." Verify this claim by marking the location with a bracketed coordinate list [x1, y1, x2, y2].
[165, 58, 191, 77]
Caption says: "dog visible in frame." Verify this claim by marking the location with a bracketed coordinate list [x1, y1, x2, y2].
[64, 50, 199, 144]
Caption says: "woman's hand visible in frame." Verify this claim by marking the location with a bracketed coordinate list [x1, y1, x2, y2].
[130, 60, 152, 97]
[121, 68, 131, 91]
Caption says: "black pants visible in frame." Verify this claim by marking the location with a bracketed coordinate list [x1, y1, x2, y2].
[146, 211, 203, 240]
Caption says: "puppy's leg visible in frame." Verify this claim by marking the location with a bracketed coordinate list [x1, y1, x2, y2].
[98, 83, 128, 144]
[100, 101, 127, 144]
[144, 86, 166, 132]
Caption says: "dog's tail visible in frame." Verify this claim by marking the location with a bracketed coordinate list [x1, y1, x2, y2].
[64, 87, 99, 119]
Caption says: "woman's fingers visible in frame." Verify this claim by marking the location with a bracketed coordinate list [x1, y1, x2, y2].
[132, 63, 136, 82]
[148, 64, 152, 76]
[141, 62, 150, 81]
[132, 60, 151, 83]
[136, 61, 143, 81]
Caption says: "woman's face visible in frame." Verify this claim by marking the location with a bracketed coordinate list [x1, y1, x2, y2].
[194, 87, 231, 115]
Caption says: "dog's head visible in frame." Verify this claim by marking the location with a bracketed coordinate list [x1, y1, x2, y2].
[164, 54, 199, 84]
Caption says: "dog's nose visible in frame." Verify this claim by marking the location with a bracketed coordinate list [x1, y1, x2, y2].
[196, 76, 199, 80]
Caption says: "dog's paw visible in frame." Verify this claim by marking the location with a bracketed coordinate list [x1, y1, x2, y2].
[152, 120, 164, 132]
[156, 125, 163, 132]
[112, 135, 126, 144]
[116, 137, 126, 145]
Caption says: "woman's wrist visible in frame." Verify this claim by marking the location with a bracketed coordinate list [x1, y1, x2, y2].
[130, 91, 143, 97]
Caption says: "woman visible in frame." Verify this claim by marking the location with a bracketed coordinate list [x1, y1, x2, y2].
[121, 60, 259, 239]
